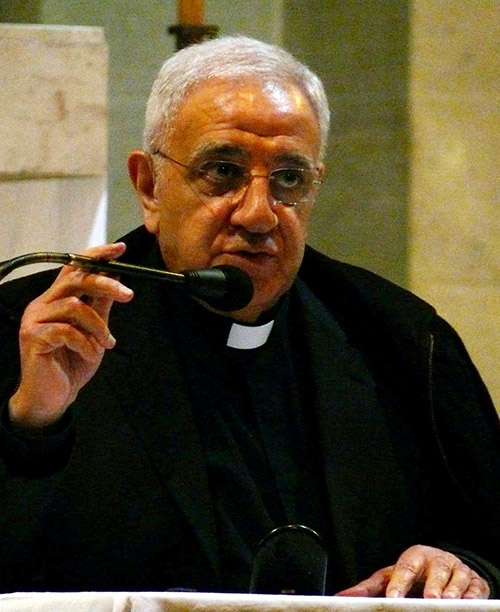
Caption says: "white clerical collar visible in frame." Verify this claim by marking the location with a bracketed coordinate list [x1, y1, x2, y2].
[226, 320, 275, 350]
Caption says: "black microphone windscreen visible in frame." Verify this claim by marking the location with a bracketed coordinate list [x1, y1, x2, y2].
[183, 265, 254, 311]
[249, 524, 328, 595]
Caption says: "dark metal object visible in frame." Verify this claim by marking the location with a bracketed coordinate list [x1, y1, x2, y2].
[249, 524, 328, 595]
[168, 24, 219, 50]
[0, 252, 253, 312]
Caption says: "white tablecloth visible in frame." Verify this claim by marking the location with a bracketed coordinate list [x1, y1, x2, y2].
[0, 592, 499, 612]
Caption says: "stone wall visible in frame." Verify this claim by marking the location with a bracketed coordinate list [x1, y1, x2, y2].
[0, 24, 108, 279]
[283, 0, 410, 288]
[409, 0, 500, 409]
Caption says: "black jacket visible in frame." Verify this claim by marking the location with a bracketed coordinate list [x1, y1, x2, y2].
[1, 226, 500, 594]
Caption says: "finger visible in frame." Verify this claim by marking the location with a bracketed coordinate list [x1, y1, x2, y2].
[336, 567, 392, 597]
[36, 241, 134, 315]
[419, 553, 458, 598]
[462, 574, 490, 600]
[49, 241, 131, 293]
[33, 323, 107, 364]
[385, 549, 426, 598]
[41, 270, 134, 305]
[53, 287, 127, 333]
[29, 297, 117, 350]
[440, 562, 472, 599]
[80, 241, 127, 259]
[85, 294, 115, 324]
[53, 241, 126, 280]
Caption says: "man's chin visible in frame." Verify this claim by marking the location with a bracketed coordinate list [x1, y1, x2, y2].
[229, 281, 289, 323]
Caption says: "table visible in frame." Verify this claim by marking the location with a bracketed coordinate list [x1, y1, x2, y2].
[0, 592, 499, 612]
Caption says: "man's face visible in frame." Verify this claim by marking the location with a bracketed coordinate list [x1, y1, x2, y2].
[135, 78, 322, 322]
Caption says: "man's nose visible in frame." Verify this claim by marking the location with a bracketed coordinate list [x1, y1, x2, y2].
[229, 176, 278, 233]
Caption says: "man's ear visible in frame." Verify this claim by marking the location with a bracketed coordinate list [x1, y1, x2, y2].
[128, 149, 160, 235]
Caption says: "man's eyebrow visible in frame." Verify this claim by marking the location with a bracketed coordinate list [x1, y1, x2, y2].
[273, 152, 315, 169]
[191, 143, 250, 162]
[190, 144, 315, 169]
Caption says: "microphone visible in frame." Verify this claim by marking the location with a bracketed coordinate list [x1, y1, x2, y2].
[0, 252, 254, 312]
[249, 524, 328, 596]
[183, 265, 254, 311]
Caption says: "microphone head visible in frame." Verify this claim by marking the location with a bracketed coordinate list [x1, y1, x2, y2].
[183, 265, 254, 311]
[249, 524, 328, 595]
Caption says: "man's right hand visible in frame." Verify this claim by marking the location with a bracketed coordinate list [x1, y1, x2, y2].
[8, 242, 134, 433]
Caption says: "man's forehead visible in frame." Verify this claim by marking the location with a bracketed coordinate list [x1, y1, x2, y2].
[178, 77, 317, 124]
[182, 75, 308, 104]
[164, 78, 321, 162]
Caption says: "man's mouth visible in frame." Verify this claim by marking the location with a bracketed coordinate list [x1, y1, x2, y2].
[224, 242, 278, 257]
[227, 250, 274, 261]
[217, 249, 277, 273]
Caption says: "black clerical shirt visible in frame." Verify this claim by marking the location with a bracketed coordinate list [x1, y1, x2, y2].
[168, 291, 331, 591]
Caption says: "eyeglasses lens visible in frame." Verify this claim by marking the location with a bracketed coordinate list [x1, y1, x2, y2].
[194, 161, 315, 204]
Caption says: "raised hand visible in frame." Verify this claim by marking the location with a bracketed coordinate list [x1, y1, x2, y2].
[8, 242, 134, 432]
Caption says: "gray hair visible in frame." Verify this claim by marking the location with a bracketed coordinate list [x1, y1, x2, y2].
[144, 36, 330, 161]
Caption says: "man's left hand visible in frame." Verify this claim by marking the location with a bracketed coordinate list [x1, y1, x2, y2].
[336, 545, 490, 599]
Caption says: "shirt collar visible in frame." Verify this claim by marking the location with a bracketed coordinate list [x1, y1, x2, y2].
[226, 320, 275, 350]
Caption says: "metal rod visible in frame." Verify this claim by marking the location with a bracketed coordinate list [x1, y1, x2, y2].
[0, 252, 185, 284]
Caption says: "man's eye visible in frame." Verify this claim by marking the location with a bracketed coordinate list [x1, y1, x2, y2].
[273, 168, 305, 188]
[200, 161, 243, 183]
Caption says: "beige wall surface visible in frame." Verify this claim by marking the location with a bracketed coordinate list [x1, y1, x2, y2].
[0, 24, 108, 279]
[409, 0, 499, 409]
[283, 0, 410, 287]
[0, 24, 107, 178]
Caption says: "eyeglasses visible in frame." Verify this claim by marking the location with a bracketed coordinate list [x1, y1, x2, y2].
[152, 150, 321, 207]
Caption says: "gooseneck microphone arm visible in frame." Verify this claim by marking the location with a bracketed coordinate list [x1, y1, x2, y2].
[0, 252, 254, 312]
[0, 252, 186, 284]
[0, 252, 182, 284]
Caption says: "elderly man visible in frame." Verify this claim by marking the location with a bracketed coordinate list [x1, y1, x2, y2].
[1, 37, 499, 598]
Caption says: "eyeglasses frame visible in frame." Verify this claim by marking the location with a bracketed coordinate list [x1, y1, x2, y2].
[151, 149, 322, 207]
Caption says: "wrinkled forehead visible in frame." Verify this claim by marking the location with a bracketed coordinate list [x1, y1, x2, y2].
[177, 74, 318, 118]
[163, 76, 321, 157]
